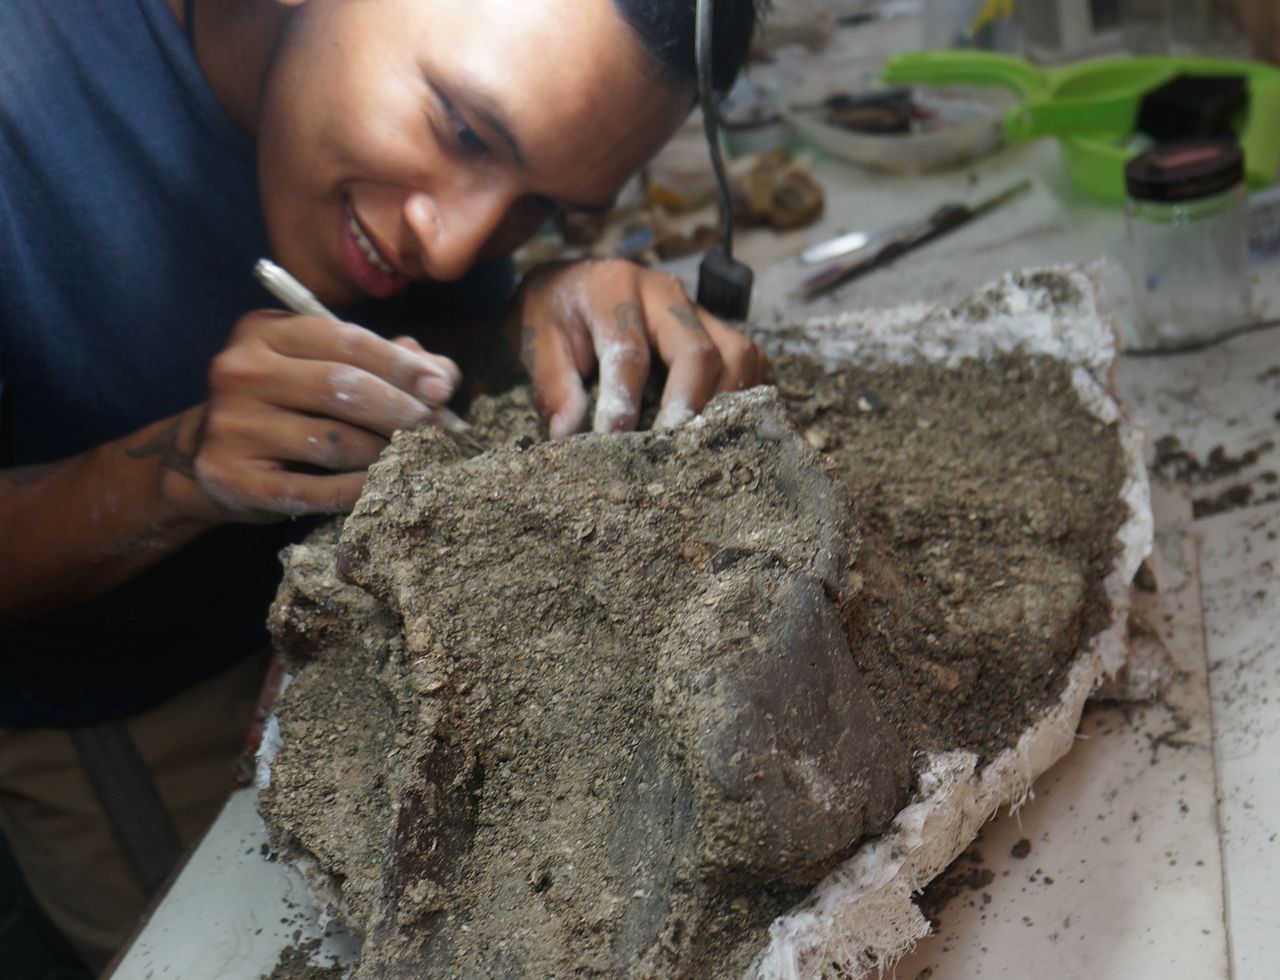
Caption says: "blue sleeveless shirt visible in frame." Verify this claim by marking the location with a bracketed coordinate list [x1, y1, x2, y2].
[0, 0, 512, 725]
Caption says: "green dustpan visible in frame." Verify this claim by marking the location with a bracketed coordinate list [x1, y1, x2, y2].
[884, 51, 1280, 203]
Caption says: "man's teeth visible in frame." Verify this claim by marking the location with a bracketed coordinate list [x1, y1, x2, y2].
[349, 216, 396, 276]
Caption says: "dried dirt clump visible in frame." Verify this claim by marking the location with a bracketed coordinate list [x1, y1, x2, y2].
[259, 347, 1128, 978]
[262, 390, 915, 979]
[777, 352, 1126, 759]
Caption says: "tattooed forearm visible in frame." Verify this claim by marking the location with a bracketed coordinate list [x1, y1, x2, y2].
[169, 410, 206, 479]
[0, 461, 62, 488]
[124, 419, 180, 463]
[124, 410, 205, 480]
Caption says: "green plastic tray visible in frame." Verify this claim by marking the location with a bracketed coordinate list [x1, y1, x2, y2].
[884, 51, 1280, 203]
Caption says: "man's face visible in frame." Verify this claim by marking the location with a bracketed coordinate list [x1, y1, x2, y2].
[255, 0, 692, 308]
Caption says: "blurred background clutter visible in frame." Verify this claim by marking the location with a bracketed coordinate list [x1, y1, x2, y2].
[518, 0, 1274, 263]
[516, 0, 1279, 353]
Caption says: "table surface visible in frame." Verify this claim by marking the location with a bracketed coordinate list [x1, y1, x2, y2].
[109, 13, 1280, 980]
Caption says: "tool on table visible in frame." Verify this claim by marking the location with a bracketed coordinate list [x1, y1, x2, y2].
[799, 216, 916, 266]
[252, 258, 485, 455]
[694, 0, 754, 321]
[883, 51, 1280, 203]
[789, 87, 920, 135]
[798, 178, 1032, 301]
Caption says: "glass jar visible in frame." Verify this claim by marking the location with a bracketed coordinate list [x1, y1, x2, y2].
[1125, 139, 1251, 349]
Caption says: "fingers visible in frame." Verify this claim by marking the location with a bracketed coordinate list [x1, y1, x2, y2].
[195, 400, 390, 515]
[645, 299, 722, 430]
[590, 302, 652, 433]
[517, 259, 772, 439]
[245, 314, 461, 405]
[520, 259, 653, 437]
[212, 313, 469, 437]
[523, 321, 593, 439]
[700, 312, 772, 391]
[389, 335, 462, 401]
[197, 460, 368, 517]
[641, 282, 771, 429]
[252, 415, 389, 472]
[209, 346, 438, 438]
[195, 310, 468, 521]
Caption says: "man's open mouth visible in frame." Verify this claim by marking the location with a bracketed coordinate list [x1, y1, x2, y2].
[347, 208, 398, 276]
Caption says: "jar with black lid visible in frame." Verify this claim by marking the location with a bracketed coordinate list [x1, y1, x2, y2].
[1125, 138, 1251, 349]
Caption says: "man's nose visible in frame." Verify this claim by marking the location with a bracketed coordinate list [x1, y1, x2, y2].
[404, 186, 512, 283]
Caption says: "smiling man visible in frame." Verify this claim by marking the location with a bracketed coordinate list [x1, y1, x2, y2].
[0, 0, 770, 968]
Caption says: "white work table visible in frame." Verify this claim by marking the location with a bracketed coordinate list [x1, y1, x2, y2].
[109, 17, 1280, 980]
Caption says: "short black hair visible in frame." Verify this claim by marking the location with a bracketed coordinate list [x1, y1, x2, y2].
[612, 0, 769, 95]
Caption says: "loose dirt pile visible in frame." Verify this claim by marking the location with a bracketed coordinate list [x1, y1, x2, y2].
[259, 281, 1129, 978]
[777, 353, 1125, 760]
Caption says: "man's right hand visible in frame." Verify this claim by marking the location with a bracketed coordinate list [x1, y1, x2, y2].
[182, 309, 461, 521]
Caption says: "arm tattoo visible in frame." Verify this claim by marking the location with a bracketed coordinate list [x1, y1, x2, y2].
[668, 304, 708, 335]
[613, 301, 646, 340]
[124, 410, 205, 480]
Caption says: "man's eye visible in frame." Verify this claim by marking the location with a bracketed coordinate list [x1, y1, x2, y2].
[452, 116, 488, 156]
[437, 91, 488, 157]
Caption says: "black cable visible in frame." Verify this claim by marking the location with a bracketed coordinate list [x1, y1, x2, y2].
[1121, 315, 1280, 357]
[696, 0, 735, 263]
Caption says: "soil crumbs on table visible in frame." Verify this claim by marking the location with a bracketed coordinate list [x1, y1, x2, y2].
[266, 944, 344, 979]
[260, 348, 1128, 979]
[1151, 433, 1279, 516]
[916, 846, 994, 928]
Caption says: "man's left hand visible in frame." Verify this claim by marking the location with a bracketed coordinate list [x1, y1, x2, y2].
[512, 259, 771, 439]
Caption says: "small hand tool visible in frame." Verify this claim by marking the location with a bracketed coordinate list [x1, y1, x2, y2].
[799, 178, 1032, 300]
[253, 258, 486, 455]
[790, 87, 919, 134]
[800, 217, 916, 266]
